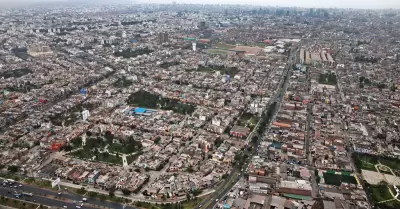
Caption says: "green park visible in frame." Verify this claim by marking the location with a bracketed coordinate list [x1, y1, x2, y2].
[64, 132, 143, 165]
[353, 153, 400, 209]
[126, 90, 195, 115]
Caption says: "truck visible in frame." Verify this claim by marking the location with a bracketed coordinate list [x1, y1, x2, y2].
[6, 179, 15, 184]
[22, 192, 33, 197]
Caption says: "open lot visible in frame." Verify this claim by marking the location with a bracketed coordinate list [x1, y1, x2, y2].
[215, 43, 235, 50]
[361, 169, 385, 185]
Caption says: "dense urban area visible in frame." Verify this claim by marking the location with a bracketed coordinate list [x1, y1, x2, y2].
[0, 2, 400, 209]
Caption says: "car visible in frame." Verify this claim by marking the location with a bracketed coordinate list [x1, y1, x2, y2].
[80, 203, 83, 207]
[75, 206, 81, 209]
[58, 192, 62, 195]
[215, 199, 219, 202]
[73, 201, 76, 203]
[78, 201, 83, 203]
[18, 185, 22, 187]
[63, 206, 68, 208]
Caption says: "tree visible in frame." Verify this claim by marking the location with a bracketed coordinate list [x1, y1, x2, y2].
[99, 194, 107, 201]
[186, 192, 191, 200]
[154, 137, 161, 144]
[77, 187, 86, 195]
[192, 189, 201, 196]
[214, 138, 223, 148]
[88, 191, 98, 198]
[33, 140, 40, 146]
[251, 135, 258, 144]
[391, 84, 397, 92]
[359, 76, 365, 83]
[222, 174, 229, 179]
[234, 153, 242, 162]
[376, 83, 386, 90]
[109, 187, 116, 197]
[187, 166, 194, 173]
[7, 165, 19, 173]
[62, 144, 73, 152]
[121, 188, 132, 196]
[73, 137, 83, 147]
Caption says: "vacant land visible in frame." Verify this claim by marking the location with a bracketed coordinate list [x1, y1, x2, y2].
[207, 49, 228, 55]
[215, 43, 235, 50]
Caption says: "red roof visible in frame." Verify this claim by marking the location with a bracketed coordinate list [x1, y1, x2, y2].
[264, 40, 273, 44]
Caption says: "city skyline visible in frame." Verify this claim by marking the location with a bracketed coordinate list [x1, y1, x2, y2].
[1, 0, 400, 9]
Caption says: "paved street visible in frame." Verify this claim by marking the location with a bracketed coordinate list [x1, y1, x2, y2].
[196, 47, 296, 209]
[0, 180, 136, 209]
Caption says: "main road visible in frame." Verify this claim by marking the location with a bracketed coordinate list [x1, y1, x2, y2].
[197, 47, 297, 209]
[0, 179, 137, 209]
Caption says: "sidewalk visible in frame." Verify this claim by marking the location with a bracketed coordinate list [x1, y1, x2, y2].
[55, 180, 215, 204]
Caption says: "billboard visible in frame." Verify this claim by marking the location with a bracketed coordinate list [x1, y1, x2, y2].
[51, 178, 60, 188]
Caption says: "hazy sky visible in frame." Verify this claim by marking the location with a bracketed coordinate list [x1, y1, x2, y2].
[2, 0, 400, 9]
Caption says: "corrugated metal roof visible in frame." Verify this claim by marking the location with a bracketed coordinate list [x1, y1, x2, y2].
[283, 193, 312, 200]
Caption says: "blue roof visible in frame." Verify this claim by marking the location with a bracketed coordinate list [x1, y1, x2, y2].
[135, 107, 147, 113]
[223, 204, 231, 209]
[271, 141, 282, 149]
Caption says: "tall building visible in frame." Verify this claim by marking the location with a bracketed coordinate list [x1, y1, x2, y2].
[158, 32, 169, 44]
[199, 21, 206, 29]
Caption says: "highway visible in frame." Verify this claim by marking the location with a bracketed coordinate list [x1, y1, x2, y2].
[0, 180, 137, 209]
[196, 47, 296, 209]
